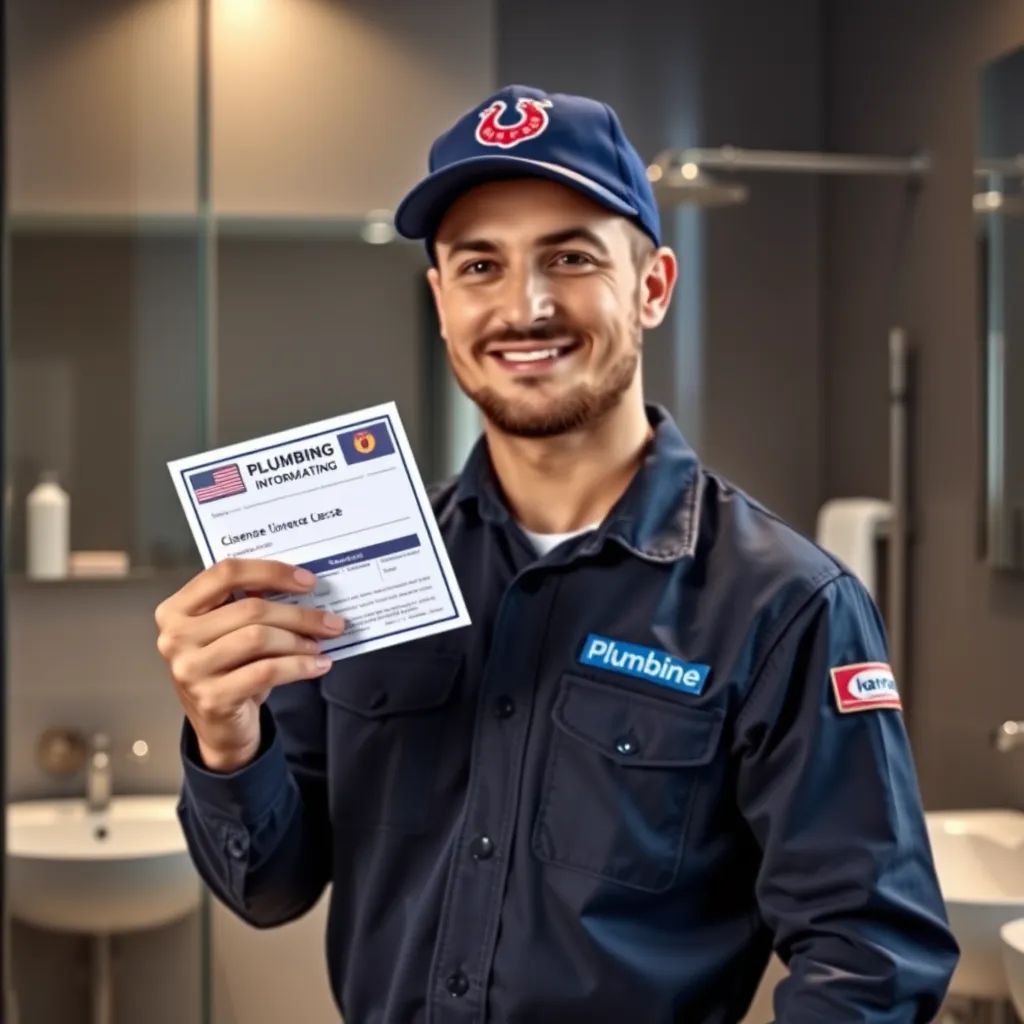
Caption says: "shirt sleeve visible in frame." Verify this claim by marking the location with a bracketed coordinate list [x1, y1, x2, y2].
[176, 678, 332, 927]
[734, 571, 959, 1022]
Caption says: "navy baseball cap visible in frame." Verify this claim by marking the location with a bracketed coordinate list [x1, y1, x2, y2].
[393, 84, 661, 248]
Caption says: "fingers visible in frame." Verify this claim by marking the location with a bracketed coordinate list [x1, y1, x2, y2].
[165, 627, 333, 720]
[187, 595, 344, 648]
[157, 597, 343, 685]
[155, 561, 345, 696]
[189, 622, 324, 678]
[217, 654, 334, 706]
[157, 559, 317, 621]
[155, 560, 340, 771]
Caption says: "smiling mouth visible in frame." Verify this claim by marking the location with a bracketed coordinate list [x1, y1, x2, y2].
[489, 341, 582, 371]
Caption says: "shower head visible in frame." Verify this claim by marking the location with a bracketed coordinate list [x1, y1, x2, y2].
[646, 157, 749, 208]
[647, 145, 930, 210]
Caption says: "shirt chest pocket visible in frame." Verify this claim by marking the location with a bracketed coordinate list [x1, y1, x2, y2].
[320, 650, 461, 833]
[532, 673, 725, 893]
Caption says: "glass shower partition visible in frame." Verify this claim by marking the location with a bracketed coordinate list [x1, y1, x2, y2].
[3, 1, 213, 1021]
[2, 1, 484, 1021]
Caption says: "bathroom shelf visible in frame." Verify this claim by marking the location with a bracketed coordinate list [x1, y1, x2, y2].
[6, 568, 199, 587]
[8, 212, 201, 236]
[8, 211, 418, 244]
[216, 214, 414, 242]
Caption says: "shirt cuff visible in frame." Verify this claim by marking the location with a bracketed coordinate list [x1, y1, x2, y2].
[179, 705, 291, 825]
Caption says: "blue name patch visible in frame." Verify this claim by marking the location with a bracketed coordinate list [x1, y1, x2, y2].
[578, 634, 711, 695]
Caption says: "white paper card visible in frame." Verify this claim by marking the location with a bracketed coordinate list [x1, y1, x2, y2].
[167, 402, 470, 661]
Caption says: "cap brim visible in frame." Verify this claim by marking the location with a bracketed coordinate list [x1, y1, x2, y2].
[393, 155, 640, 240]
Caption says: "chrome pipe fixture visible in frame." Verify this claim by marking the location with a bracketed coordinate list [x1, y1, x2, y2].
[648, 145, 931, 207]
[887, 329, 910, 696]
[86, 733, 112, 813]
[662, 145, 931, 176]
[973, 158, 1024, 217]
[646, 161, 750, 207]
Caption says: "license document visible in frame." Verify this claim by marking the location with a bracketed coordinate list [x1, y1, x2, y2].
[167, 402, 471, 660]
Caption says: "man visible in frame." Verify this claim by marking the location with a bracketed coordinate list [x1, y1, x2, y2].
[157, 85, 958, 1022]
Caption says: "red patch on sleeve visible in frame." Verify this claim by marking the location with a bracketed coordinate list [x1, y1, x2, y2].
[830, 662, 902, 713]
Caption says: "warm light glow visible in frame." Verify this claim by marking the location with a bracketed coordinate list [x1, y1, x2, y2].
[132, 740, 149, 759]
[681, 162, 699, 180]
[221, 0, 266, 22]
[646, 164, 663, 182]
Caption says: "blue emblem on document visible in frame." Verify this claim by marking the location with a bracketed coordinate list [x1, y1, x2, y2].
[578, 634, 711, 695]
[338, 422, 396, 464]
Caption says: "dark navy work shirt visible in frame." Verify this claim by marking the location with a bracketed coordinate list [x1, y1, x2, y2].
[178, 404, 958, 1023]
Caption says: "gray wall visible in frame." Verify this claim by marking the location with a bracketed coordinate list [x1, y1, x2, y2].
[214, 238, 429, 452]
[694, 0, 824, 537]
[821, 0, 1024, 808]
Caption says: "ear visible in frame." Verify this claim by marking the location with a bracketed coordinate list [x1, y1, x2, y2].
[639, 248, 678, 330]
[426, 266, 448, 340]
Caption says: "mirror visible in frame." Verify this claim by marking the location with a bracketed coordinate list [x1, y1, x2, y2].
[977, 45, 1024, 571]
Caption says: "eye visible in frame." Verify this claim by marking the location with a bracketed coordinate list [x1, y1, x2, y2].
[460, 259, 497, 276]
[553, 252, 595, 269]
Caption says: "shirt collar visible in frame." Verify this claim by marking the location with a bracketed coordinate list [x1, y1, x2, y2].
[453, 403, 702, 563]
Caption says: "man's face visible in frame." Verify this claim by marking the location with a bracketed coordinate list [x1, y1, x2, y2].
[427, 178, 676, 439]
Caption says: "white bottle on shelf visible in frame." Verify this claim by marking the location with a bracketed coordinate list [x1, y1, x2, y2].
[26, 470, 70, 579]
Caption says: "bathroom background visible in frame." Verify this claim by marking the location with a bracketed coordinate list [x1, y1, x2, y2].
[2, 0, 1024, 1022]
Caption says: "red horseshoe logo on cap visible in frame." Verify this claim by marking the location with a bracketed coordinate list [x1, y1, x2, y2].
[475, 98, 552, 149]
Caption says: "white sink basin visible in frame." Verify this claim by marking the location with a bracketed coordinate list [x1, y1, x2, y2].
[926, 808, 1024, 999]
[6, 795, 202, 934]
[1000, 918, 1024, 1020]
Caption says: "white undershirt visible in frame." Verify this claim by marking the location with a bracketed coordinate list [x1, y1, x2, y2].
[519, 523, 600, 557]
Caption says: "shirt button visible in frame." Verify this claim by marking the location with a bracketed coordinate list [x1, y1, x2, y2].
[615, 735, 640, 756]
[446, 971, 469, 997]
[226, 834, 248, 859]
[494, 695, 515, 719]
[470, 835, 494, 860]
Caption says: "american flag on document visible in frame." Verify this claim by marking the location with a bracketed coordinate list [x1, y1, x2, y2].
[190, 463, 247, 504]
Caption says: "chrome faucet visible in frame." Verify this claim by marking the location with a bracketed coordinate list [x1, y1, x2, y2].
[86, 732, 112, 812]
[993, 720, 1024, 753]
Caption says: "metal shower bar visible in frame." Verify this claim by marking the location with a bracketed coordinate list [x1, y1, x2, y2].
[975, 155, 1024, 177]
[887, 329, 910, 702]
[668, 146, 931, 178]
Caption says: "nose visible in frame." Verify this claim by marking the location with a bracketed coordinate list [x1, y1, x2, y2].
[496, 263, 556, 331]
